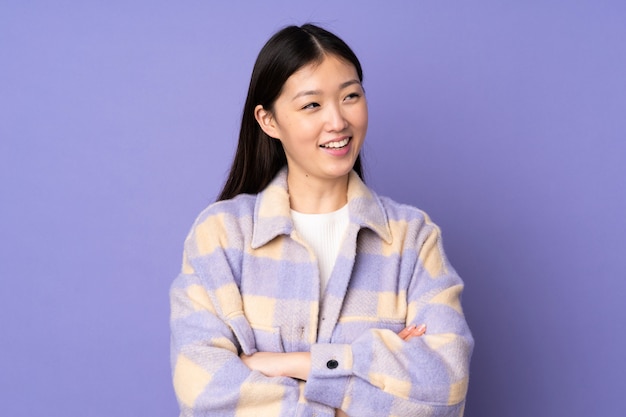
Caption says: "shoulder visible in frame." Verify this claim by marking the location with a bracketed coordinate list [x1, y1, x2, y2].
[194, 193, 257, 225]
[374, 194, 445, 247]
[376, 194, 433, 227]
[184, 193, 258, 249]
[375, 195, 453, 277]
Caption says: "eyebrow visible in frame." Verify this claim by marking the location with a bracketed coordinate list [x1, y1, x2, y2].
[291, 79, 361, 101]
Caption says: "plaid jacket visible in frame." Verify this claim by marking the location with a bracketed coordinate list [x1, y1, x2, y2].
[170, 169, 473, 417]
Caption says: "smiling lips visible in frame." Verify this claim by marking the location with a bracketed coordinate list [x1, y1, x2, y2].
[320, 137, 351, 149]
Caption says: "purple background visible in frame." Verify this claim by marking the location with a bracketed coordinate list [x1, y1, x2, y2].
[1, 1, 625, 416]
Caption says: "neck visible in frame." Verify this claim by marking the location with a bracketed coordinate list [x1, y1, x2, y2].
[287, 172, 349, 214]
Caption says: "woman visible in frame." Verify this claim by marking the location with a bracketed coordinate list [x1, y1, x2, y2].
[170, 24, 473, 417]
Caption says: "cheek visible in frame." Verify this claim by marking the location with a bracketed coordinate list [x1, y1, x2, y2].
[360, 111, 369, 128]
[279, 119, 317, 152]
[352, 106, 369, 131]
[290, 118, 322, 142]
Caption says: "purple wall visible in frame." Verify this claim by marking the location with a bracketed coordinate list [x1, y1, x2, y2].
[1, 2, 624, 416]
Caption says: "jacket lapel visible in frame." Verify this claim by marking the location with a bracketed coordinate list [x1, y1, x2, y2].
[316, 171, 392, 342]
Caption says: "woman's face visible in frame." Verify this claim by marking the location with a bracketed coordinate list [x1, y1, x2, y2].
[256, 54, 368, 184]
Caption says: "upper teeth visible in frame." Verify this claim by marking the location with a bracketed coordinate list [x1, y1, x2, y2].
[322, 138, 350, 148]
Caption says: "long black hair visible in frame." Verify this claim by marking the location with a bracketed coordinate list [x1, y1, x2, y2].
[217, 24, 365, 201]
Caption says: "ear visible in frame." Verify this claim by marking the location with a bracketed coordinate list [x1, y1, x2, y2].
[254, 104, 280, 139]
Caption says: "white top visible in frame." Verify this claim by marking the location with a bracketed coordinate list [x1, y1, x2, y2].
[290, 204, 349, 296]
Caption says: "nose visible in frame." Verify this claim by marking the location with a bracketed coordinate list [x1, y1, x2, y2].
[325, 104, 348, 132]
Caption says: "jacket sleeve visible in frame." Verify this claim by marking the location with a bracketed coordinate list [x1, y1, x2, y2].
[170, 211, 302, 416]
[304, 221, 474, 417]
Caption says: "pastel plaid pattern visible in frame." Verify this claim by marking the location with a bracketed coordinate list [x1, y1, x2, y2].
[170, 169, 473, 417]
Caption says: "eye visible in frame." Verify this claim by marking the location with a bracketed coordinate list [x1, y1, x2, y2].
[344, 92, 361, 101]
[302, 102, 320, 110]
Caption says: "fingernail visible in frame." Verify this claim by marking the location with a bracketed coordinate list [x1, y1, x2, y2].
[416, 324, 426, 333]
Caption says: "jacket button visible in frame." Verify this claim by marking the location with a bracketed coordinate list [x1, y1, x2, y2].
[326, 359, 339, 369]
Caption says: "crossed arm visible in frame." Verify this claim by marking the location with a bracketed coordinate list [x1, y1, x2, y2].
[240, 324, 427, 417]
[240, 323, 427, 380]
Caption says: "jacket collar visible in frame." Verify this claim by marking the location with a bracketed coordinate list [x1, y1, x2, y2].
[251, 168, 392, 249]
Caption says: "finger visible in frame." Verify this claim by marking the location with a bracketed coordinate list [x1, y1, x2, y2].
[413, 323, 426, 336]
[398, 325, 416, 340]
[404, 324, 427, 341]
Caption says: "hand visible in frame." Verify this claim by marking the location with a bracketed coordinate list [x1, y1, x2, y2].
[332, 326, 423, 417]
[398, 323, 426, 341]
[240, 351, 311, 380]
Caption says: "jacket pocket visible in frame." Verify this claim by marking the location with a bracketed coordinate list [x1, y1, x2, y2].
[251, 325, 285, 353]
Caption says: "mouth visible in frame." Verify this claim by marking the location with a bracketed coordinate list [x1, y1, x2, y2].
[320, 137, 351, 149]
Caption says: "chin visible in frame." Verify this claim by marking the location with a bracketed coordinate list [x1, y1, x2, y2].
[324, 164, 355, 179]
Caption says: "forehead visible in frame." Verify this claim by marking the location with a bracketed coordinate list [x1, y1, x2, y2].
[283, 55, 359, 92]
